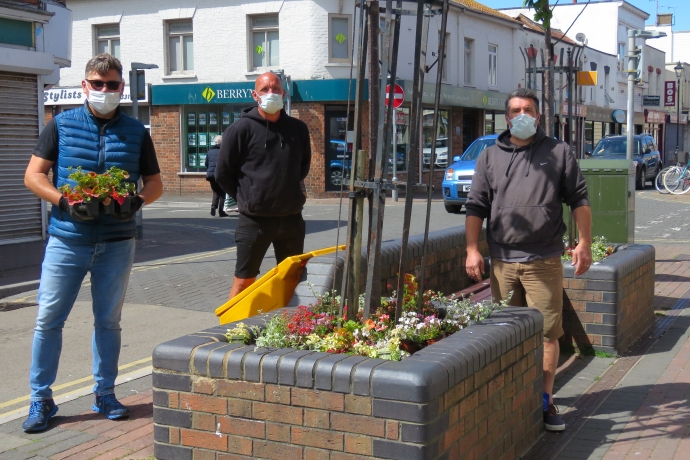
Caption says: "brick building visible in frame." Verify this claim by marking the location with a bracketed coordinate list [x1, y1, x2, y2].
[46, 0, 530, 198]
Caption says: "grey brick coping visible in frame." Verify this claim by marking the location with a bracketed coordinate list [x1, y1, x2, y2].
[152, 306, 543, 405]
[562, 244, 655, 280]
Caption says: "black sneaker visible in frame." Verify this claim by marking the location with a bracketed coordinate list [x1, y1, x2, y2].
[544, 403, 565, 431]
[22, 399, 58, 433]
[218, 209, 229, 217]
[93, 394, 129, 420]
[211, 207, 217, 216]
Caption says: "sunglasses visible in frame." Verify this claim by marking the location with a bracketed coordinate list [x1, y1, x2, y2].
[86, 79, 122, 91]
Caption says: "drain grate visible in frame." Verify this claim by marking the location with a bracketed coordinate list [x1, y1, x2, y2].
[0, 302, 37, 312]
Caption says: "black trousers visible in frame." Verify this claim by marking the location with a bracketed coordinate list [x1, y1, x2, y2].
[208, 178, 226, 209]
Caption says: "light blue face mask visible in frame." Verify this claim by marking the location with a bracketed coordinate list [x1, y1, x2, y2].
[258, 93, 284, 114]
[509, 113, 538, 140]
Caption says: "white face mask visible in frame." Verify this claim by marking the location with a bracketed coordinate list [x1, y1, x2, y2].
[88, 91, 121, 115]
[509, 113, 538, 140]
[257, 93, 284, 114]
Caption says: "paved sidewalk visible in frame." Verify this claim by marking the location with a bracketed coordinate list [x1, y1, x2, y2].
[0, 243, 688, 459]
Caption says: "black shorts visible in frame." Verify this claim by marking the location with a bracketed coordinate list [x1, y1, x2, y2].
[234, 213, 306, 279]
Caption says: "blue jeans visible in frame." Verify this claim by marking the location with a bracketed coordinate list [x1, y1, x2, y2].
[29, 236, 135, 401]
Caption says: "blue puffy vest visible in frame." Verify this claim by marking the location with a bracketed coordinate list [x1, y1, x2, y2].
[48, 102, 145, 243]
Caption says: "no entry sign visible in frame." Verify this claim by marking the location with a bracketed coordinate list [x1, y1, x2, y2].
[385, 83, 404, 108]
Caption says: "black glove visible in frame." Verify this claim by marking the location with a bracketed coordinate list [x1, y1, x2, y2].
[111, 195, 145, 221]
[59, 197, 96, 222]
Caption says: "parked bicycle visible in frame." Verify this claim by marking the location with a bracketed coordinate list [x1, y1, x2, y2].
[663, 162, 690, 194]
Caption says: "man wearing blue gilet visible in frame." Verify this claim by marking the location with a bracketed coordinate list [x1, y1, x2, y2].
[22, 54, 163, 432]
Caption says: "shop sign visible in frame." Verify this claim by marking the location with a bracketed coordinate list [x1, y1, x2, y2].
[400, 81, 507, 110]
[152, 79, 369, 105]
[43, 86, 149, 106]
[642, 95, 660, 106]
[670, 113, 688, 124]
[586, 105, 614, 122]
[665, 81, 676, 106]
[612, 110, 626, 123]
[645, 110, 666, 124]
[560, 102, 587, 117]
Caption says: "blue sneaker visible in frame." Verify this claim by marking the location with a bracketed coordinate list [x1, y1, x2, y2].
[22, 399, 58, 433]
[92, 394, 129, 420]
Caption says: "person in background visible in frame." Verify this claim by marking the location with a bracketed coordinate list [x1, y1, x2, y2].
[22, 53, 163, 432]
[205, 135, 228, 217]
[215, 71, 311, 300]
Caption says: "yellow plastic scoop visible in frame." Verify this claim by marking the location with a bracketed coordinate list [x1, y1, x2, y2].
[215, 245, 345, 324]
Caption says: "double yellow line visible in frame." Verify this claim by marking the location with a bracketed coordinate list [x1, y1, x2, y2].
[1, 246, 237, 419]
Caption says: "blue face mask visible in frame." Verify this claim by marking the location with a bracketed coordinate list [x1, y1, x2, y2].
[509, 113, 538, 140]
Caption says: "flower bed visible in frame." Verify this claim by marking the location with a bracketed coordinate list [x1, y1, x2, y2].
[226, 275, 503, 362]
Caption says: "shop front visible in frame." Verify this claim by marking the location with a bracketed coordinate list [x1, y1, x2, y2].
[585, 106, 621, 154]
[149, 79, 507, 197]
[644, 109, 666, 160]
[665, 113, 688, 164]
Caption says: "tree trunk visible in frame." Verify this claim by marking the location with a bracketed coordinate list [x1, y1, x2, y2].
[543, 27, 554, 138]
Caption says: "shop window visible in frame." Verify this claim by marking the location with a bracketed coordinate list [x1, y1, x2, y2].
[184, 106, 241, 172]
[464, 39, 474, 86]
[96, 24, 120, 58]
[422, 109, 450, 170]
[329, 14, 351, 63]
[250, 15, 279, 70]
[488, 44, 497, 87]
[166, 21, 194, 75]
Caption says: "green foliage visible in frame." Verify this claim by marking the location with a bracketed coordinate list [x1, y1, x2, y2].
[523, 0, 553, 29]
[58, 166, 135, 205]
[562, 236, 614, 262]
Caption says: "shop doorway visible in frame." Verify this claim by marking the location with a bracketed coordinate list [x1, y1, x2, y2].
[324, 108, 354, 192]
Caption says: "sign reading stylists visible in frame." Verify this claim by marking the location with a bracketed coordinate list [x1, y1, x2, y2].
[43, 86, 149, 106]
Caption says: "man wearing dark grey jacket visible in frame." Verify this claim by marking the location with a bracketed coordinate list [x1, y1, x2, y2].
[465, 88, 592, 433]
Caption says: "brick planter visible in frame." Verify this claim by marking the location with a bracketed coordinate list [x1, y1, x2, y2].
[561, 244, 655, 355]
[152, 307, 544, 460]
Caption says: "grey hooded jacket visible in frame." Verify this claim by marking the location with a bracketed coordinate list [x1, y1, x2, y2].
[465, 126, 589, 260]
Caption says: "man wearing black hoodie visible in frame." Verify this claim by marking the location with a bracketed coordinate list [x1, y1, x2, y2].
[465, 88, 592, 433]
[215, 72, 311, 299]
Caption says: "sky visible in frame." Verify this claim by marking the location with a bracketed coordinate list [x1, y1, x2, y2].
[484, 0, 689, 32]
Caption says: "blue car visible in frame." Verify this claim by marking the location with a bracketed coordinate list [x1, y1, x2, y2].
[442, 134, 498, 213]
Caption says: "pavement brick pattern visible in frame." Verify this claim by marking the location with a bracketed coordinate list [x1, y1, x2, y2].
[0, 391, 153, 459]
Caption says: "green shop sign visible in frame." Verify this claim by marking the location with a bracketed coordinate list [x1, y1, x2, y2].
[400, 81, 508, 110]
[151, 79, 366, 105]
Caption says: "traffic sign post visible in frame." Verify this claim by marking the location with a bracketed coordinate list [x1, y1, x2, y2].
[386, 84, 404, 201]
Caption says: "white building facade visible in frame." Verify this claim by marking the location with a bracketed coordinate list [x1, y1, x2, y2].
[0, 0, 71, 244]
[54, 0, 523, 196]
[500, 1, 678, 160]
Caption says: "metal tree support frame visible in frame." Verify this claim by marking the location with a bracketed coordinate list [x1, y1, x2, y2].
[339, 0, 449, 322]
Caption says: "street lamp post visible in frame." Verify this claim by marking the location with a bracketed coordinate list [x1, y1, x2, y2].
[675, 62, 684, 157]
[129, 62, 158, 239]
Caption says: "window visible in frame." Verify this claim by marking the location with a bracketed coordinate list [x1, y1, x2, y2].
[488, 44, 497, 87]
[618, 42, 626, 67]
[329, 14, 351, 62]
[166, 21, 193, 74]
[437, 32, 450, 81]
[250, 15, 279, 70]
[96, 24, 120, 58]
[464, 39, 473, 86]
